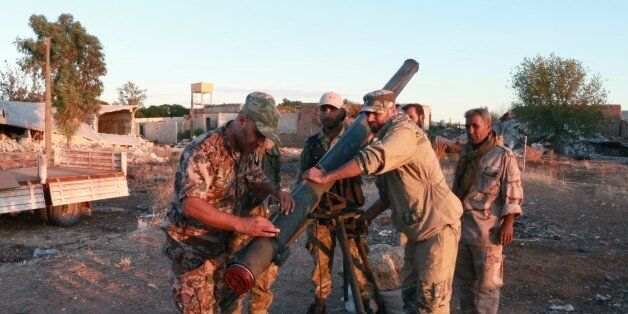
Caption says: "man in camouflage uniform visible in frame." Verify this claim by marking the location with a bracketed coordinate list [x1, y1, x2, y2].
[300, 92, 371, 313]
[163, 92, 294, 313]
[452, 108, 523, 314]
[228, 138, 282, 314]
[303, 90, 463, 313]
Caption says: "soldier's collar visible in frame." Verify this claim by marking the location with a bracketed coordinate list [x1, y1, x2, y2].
[219, 123, 240, 161]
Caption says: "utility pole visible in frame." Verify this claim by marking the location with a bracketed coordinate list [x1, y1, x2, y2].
[189, 90, 194, 138]
[44, 37, 52, 162]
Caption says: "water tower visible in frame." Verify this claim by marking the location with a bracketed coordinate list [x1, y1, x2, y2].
[190, 82, 213, 135]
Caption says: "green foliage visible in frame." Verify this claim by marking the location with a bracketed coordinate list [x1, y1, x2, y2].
[15, 14, 106, 144]
[178, 127, 205, 140]
[135, 104, 189, 118]
[114, 81, 146, 107]
[510, 54, 605, 146]
[276, 98, 302, 112]
[0, 60, 43, 102]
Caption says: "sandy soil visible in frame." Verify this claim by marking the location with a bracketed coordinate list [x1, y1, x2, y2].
[0, 148, 626, 313]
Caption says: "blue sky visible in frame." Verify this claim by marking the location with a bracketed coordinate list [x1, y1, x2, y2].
[1, 0, 626, 122]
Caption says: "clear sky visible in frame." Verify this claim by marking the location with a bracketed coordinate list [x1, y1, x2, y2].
[1, 0, 626, 122]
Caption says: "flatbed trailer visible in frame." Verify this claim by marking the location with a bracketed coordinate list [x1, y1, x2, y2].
[0, 148, 129, 227]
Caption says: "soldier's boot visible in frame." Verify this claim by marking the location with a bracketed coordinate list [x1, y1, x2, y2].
[307, 298, 327, 314]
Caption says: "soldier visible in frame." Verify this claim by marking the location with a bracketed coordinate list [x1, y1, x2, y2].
[452, 108, 523, 314]
[163, 91, 295, 313]
[229, 138, 282, 314]
[302, 90, 463, 313]
[301, 92, 372, 313]
[402, 103, 463, 158]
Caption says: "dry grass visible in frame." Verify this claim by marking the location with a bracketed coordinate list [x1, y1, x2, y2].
[523, 168, 566, 186]
[128, 156, 179, 228]
[115, 256, 132, 270]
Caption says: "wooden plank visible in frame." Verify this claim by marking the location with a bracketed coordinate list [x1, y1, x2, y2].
[0, 202, 46, 214]
[48, 178, 123, 190]
[49, 177, 129, 206]
[0, 193, 45, 205]
[0, 185, 45, 197]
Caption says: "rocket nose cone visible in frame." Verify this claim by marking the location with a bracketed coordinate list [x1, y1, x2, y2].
[224, 263, 255, 295]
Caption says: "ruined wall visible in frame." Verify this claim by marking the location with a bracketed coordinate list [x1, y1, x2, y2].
[596, 104, 623, 138]
[140, 120, 178, 144]
[297, 104, 321, 136]
[98, 110, 133, 135]
[278, 113, 298, 134]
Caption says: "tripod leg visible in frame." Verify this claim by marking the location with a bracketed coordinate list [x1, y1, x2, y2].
[336, 218, 366, 314]
[354, 234, 386, 313]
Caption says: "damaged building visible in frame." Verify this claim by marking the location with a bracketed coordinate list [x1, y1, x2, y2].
[0, 100, 143, 146]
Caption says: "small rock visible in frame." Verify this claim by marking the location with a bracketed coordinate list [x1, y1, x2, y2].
[548, 304, 575, 312]
[378, 230, 393, 237]
[148, 282, 157, 289]
[594, 294, 611, 304]
[33, 248, 60, 257]
[374, 215, 391, 226]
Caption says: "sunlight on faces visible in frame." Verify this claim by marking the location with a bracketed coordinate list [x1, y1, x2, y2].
[366, 107, 396, 133]
[319, 105, 344, 130]
[465, 113, 492, 145]
[234, 114, 265, 153]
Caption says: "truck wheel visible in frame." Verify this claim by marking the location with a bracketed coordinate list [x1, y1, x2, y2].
[48, 203, 80, 227]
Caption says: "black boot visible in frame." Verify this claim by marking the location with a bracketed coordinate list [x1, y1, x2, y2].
[307, 298, 327, 314]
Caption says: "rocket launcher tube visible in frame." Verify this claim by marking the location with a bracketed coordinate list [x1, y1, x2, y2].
[224, 59, 419, 295]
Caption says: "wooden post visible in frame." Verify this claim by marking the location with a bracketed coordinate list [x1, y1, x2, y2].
[44, 37, 52, 162]
[522, 135, 528, 174]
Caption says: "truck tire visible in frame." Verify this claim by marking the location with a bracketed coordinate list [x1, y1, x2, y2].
[48, 203, 80, 227]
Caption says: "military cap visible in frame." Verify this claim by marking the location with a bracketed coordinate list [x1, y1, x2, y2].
[360, 89, 396, 113]
[240, 91, 281, 144]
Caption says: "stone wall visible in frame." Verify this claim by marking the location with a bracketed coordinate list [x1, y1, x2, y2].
[140, 120, 178, 144]
[297, 104, 321, 136]
[278, 113, 298, 134]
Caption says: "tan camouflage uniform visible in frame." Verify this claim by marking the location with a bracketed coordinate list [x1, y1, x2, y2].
[452, 132, 523, 314]
[228, 141, 281, 314]
[357, 90, 463, 313]
[301, 124, 373, 302]
[163, 123, 271, 313]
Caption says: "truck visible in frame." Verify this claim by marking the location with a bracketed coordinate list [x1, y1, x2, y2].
[0, 148, 130, 227]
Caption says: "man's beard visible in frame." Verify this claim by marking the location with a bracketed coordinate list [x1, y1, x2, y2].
[322, 118, 342, 131]
[368, 122, 381, 133]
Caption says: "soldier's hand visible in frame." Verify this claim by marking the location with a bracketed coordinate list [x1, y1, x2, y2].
[301, 167, 326, 184]
[499, 213, 516, 245]
[276, 190, 295, 214]
[499, 220, 514, 245]
[240, 216, 280, 238]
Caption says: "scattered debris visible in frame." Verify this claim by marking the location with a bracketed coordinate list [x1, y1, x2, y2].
[594, 294, 611, 304]
[136, 214, 156, 231]
[378, 230, 393, 237]
[33, 248, 60, 257]
[548, 304, 575, 312]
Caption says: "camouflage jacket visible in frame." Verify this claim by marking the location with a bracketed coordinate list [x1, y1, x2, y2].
[165, 124, 270, 253]
[453, 142, 523, 246]
[355, 113, 462, 241]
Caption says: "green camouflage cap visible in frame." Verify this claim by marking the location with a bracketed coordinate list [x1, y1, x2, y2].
[240, 91, 281, 144]
[360, 89, 396, 113]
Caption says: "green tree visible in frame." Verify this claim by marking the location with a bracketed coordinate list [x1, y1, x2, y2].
[114, 81, 147, 107]
[511, 54, 605, 148]
[135, 104, 189, 118]
[0, 60, 43, 102]
[15, 14, 106, 145]
[277, 98, 302, 112]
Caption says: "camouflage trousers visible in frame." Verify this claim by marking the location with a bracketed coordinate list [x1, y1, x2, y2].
[402, 224, 460, 314]
[226, 205, 279, 314]
[163, 235, 227, 314]
[306, 220, 373, 300]
[455, 242, 504, 314]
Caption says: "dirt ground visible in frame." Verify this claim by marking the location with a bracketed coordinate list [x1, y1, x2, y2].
[0, 146, 626, 313]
